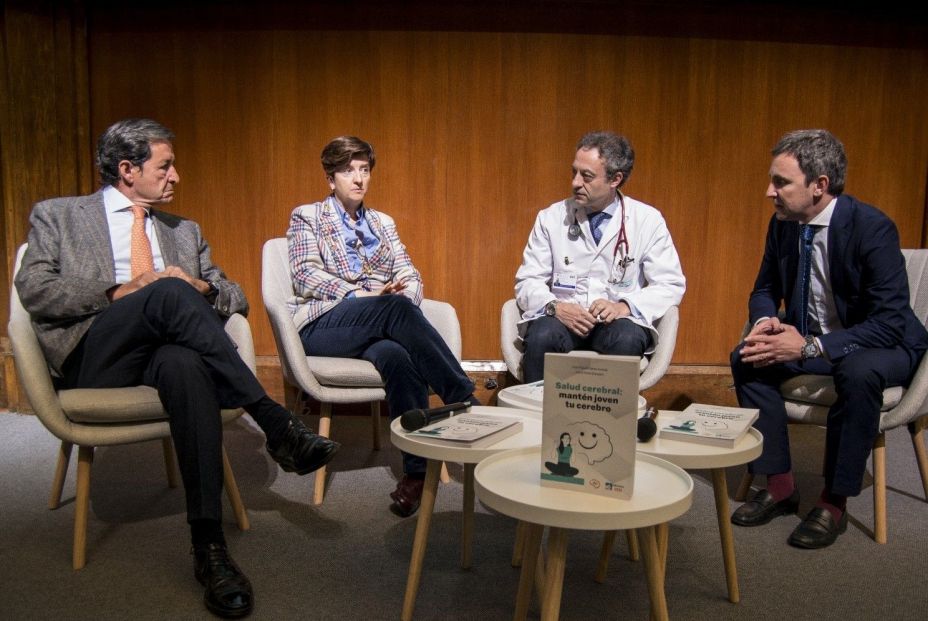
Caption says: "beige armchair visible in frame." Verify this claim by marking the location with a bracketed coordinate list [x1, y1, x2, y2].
[261, 237, 462, 505]
[500, 298, 679, 391]
[8, 244, 251, 569]
[736, 249, 928, 544]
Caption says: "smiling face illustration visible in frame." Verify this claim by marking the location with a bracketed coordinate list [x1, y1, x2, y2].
[566, 420, 613, 464]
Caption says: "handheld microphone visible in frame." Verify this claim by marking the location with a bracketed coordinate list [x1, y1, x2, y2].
[400, 402, 471, 431]
[636, 407, 659, 442]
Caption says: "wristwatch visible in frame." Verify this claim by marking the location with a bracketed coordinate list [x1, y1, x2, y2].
[800, 335, 820, 360]
[544, 300, 559, 317]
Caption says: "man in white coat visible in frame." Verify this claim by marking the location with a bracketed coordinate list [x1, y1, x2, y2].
[515, 131, 685, 382]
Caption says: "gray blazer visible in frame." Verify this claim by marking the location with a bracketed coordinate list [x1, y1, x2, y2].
[14, 190, 248, 376]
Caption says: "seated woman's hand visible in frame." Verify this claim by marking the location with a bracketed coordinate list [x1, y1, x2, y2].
[356, 281, 407, 297]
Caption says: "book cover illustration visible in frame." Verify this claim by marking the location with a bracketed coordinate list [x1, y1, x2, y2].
[540, 352, 640, 499]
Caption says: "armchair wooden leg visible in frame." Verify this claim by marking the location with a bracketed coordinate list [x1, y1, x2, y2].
[313, 402, 333, 505]
[735, 471, 754, 502]
[909, 416, 928, 500]
[222, 447, 250, 531]
[161, 438, 179, 488]
[371, 401, 382, 450]
[49, 441, 73, 509]
[73, 445, 94, 570]
[872, 433, 887, 544]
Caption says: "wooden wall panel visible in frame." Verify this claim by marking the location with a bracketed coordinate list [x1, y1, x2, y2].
[73, 28, 927, 364]
[0, 1, 90, 339]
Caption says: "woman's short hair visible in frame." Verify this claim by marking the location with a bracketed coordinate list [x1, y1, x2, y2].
[321, 136, 376, 177]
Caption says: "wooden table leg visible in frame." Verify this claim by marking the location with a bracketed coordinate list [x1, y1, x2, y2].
[513, 522, 543, 621]
[534, 533, 547, 611]
[711, 467, 740, 603]
[656, 522, 669, 570]
[540, 527, 568, 621]
[512, 520, 526, 567]
[639, 525, 668, 621]
[401, 459, 442, 621]
[594, 530, 617, 583]
[462, 462, 475, 569]
[626, 528, 640, 561]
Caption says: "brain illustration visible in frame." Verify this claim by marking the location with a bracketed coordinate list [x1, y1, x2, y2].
[566, 420, 613, 464]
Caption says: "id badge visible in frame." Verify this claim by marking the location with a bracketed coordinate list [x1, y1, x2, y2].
[552, 272, 578, 293]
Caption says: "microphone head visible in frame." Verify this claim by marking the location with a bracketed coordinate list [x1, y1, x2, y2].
[400, 409, 428, 431]
[637, 417, 657, 442]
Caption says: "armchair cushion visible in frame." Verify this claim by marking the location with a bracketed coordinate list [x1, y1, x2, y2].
[305, 357, 385, 388]
[779, 375, 903, 411]
[60, 387, 165, 423]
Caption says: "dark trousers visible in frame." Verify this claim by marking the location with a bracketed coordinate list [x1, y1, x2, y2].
[299, 295, 475, 474]
[522, 316, 651, 383]
[730, 342, 921, 497]
[62, 279, 266, 522]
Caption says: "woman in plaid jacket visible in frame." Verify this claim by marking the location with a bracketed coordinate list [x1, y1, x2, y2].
[286, 136, 478, 517]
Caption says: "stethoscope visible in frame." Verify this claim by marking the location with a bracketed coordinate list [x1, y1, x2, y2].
[567, 195, 635, 284]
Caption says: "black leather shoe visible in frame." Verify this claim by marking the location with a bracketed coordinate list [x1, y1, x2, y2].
[389, 475, 425, 517]
[788, 507, 848, 549]
[193, 543, 253, 618]
[731, 489, 800, 526]
[267, 418, 340, 475]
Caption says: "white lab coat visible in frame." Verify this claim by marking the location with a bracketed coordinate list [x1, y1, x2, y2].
[514, 194, 685, 353]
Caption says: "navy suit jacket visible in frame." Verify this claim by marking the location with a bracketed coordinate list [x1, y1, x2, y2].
[747, 194, 928, 362]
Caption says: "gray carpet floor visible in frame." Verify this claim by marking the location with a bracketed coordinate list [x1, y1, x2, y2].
[1, 408, 925, 620]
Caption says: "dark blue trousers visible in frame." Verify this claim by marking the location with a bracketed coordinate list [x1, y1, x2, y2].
[522, 316, 651, 383]
[299, 295, 475, 474]
[61, 279, 266, 523]
[730, 343, 921, 497]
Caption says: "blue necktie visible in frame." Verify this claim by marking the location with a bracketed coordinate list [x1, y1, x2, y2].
[798, 224, 815, 335]
[590, 211, 611, 245]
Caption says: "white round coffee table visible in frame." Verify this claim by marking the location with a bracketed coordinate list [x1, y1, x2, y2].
[475, 446, 693, 621]
[632, 417, 763, 603]
[390, 406, 542, 621]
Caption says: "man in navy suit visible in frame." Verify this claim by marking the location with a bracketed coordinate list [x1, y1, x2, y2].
[729, 129, 928, 548]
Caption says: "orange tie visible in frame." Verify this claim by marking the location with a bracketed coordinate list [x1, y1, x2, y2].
[130, 205, 155, 278]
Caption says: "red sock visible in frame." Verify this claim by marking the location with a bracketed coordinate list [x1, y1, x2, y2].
[816, 489, 846, 522]
[766, 472, 795, 502]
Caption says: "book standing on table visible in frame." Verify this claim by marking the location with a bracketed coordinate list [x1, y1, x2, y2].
[540, 353, 640, 499]
[658, 403, 759, 448]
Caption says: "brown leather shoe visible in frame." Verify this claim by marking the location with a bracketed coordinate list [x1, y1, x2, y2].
[390, 475, 425, 517]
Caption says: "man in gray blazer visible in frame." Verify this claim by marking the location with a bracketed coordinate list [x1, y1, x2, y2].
[15, 118, 339, 618]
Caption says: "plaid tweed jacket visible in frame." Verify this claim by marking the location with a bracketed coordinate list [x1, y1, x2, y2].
[286, 196, 423, 331]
